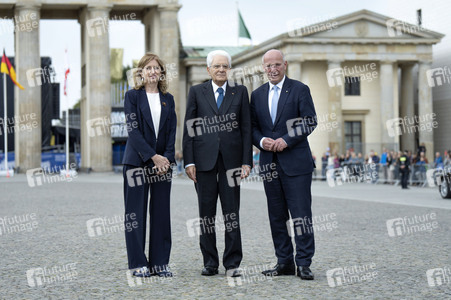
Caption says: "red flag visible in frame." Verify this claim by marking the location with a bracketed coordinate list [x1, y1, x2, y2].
[64, 49, 70, 96]
[1, 50, 25, 90]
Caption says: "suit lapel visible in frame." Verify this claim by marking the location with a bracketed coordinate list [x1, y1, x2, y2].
[274, 77, 292, 126]
[158, 91, 169, 134]
[219, 83, 236, 114]
[202, 80, 219, 114]
[138, 89, 156, 135]
[260, 83, 272, 126]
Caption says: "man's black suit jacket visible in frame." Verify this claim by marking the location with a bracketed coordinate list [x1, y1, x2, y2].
[183, 80, 253, 172]
[251, 77, 317, 176]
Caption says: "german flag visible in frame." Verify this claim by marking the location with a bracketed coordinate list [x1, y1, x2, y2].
[1, 50, 25, 90]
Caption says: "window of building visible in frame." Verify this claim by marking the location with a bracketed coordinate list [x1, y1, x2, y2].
[344, 77, 360, 96]
[344, 121, 362, 153]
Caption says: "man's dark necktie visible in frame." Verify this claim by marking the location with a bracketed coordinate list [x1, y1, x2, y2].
[217, 87, 224, 108]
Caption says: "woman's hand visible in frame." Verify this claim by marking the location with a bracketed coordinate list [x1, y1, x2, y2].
[151, 154, 170, 174]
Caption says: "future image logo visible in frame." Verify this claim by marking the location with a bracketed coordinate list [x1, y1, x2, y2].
[386, 18, 428, 37]
[226, 167, 242, 187]
[186, 213, 238, 238]
[87, 117, 112, 137]
[386, 213, 438, 237]
[326, 63, 377, 87]
[426, 66, 451, 87]
[326, 263, 377, 287]
[26, 263, 77, 287]
[26, 67, 53, 87]
[426, 267, 450, 287]
[186, 114, 239, 138]
[86, 17, 108, 37]
[86, 214, 138, 237]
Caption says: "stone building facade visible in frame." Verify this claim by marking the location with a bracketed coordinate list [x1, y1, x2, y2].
[183, 10, 444, 164]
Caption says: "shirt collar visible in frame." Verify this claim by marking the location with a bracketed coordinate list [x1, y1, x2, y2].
[269, 75, 286, 91]
[212, 81, 227, 94]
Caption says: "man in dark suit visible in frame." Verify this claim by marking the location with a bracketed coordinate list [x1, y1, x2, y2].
[250, 49, 317, 280]
[183, 50, 252, 277]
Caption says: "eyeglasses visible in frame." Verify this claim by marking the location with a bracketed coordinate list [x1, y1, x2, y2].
[263, 63, 283, 70]
[145, 66, 161, 71]
[211, 64, 230, 70]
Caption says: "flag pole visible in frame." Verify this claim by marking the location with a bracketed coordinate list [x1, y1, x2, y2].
[64, 48, 70, 177]
[236, 1, 239, 47]
[65, 94, 69, 177]
[3, 71, 9, 177]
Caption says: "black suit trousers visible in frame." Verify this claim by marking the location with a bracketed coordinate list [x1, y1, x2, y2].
[263, 155, 315, 267]
[123, 164, 172, 271]
[194, 153, 242, 269]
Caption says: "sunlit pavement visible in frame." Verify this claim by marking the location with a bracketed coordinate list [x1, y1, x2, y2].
[1, 173, 450, 299]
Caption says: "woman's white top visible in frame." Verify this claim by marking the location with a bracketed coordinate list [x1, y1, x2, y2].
[146, 92, 161, 138]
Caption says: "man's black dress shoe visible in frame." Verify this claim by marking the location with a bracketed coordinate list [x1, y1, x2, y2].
[262, 264, 295, 276]
[201, 267, 219, 276]
[226, 268, 242, 277]
[297, 266, 314, 280]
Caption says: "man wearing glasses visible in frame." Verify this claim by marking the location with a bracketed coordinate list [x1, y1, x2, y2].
[250, 49, 317, 280]
[183, 50, 252, 278]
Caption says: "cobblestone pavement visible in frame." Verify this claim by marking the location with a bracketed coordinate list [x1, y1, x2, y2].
[1, 173, 450, 299]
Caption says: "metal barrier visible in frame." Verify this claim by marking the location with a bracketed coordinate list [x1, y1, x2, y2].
[313, 162, 436, 188]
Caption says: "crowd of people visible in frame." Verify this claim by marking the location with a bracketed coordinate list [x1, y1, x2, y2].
[317, 144, 451, 187]
[178, 146, 451, 188]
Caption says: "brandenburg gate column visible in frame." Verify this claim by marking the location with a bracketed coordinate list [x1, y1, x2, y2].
[400, 63, 415, 152]
[418, 60, 434, 162]
[327, 60, 343, 154]
[79, 4, 112, 172]
[142, 7, 160, 54]
[287, 58, 302, 81]
[379, 60, 396, 150]
[157, 4, 182, 150]
[14, 3, 41, 172]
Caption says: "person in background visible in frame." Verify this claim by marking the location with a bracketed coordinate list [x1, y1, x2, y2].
[321, 153, 328, 181]
[380, 148, 388, 183]
[357, 153, 364, 177]
[312, 153, 317, 178]
[387, 150, 394, 183]
[410, 153, 419, 184]
[175, 151, 184, 176]
[415, 156, 427, 183]
[398, 150, 410, 189]
[444, 150, 451, 167]
[393, 151, 402, 181]
[345, 149, 351, 162]
[419, 151, 428, 164]
[333, 153, 340, 169]
[348, 152, 359, 178]
[253, 148, 261, 174]
[369, 150, 380, 183]
[327, 154, 335, 171]
[434, 152, 444, 169]
[417, 143, 426, 157]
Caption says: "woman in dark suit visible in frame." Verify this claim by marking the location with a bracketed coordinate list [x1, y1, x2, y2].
[122, 53, 177, 277]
